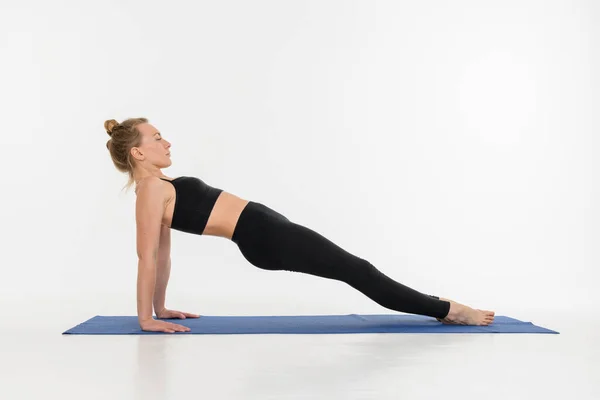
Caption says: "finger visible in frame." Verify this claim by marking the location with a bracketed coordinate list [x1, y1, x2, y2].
[171, 324, 189, 331]
[167, 310, 185, 319]
[184, 313, 200, 318]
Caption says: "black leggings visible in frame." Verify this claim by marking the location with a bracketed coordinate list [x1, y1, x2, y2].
[231, 201, 450, 319]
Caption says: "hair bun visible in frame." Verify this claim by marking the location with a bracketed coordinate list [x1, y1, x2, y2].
[104, 119, 119, 136]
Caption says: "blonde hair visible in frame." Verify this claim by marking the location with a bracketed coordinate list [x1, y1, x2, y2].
[104, 117, 148, 191]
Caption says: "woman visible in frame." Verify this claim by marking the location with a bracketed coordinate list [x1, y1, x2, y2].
[105, 117, 495, 333]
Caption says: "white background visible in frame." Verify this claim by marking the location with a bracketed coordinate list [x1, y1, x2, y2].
[1, 0, 598, 322]
[2, 2, 599, 399]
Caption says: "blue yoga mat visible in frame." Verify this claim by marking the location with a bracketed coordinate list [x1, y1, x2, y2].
[63, 314, 559, 335]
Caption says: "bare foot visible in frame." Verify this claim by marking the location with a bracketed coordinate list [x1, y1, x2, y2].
[435, 297, 495, 326]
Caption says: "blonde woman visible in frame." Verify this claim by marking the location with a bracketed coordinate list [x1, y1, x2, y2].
[105, 118, 495, 333]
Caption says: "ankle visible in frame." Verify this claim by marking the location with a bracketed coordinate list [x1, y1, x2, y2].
[444, 300, 458, 318]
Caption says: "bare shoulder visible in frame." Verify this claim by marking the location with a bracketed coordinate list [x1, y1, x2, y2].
[135, 176, 167, 202]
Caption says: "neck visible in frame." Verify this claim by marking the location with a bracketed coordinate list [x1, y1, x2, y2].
[133, 169, 165, 186]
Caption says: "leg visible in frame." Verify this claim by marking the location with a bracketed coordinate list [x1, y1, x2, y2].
[232, 202, 451, 319]
[272, 219, 452, 319]
[271, 223, 495, 325]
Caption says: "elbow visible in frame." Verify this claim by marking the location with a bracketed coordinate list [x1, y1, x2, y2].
[137, 249, 158, 264]
[138, 255, 157, 269]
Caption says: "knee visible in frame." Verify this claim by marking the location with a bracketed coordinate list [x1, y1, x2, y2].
[342, 257, 380, 283]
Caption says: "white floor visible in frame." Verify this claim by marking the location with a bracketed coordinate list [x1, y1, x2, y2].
[1, 296, 598, 400]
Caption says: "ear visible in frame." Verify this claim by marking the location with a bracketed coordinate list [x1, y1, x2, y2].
[130, 147, 145, 161]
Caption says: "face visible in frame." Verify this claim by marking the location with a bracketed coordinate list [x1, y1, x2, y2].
[131, 123, 172, 168]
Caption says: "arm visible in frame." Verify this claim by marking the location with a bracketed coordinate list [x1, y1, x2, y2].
[153, 224, 171, 315]
[135, 178, 166, 325]
[152, 223, 200, 321]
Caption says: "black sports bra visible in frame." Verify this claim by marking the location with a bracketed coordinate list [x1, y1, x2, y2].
[159, 176, 224, 235]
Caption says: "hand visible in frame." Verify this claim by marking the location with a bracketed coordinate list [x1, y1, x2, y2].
[139, 318, 191, 333]
[156, 307, 200, 320]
